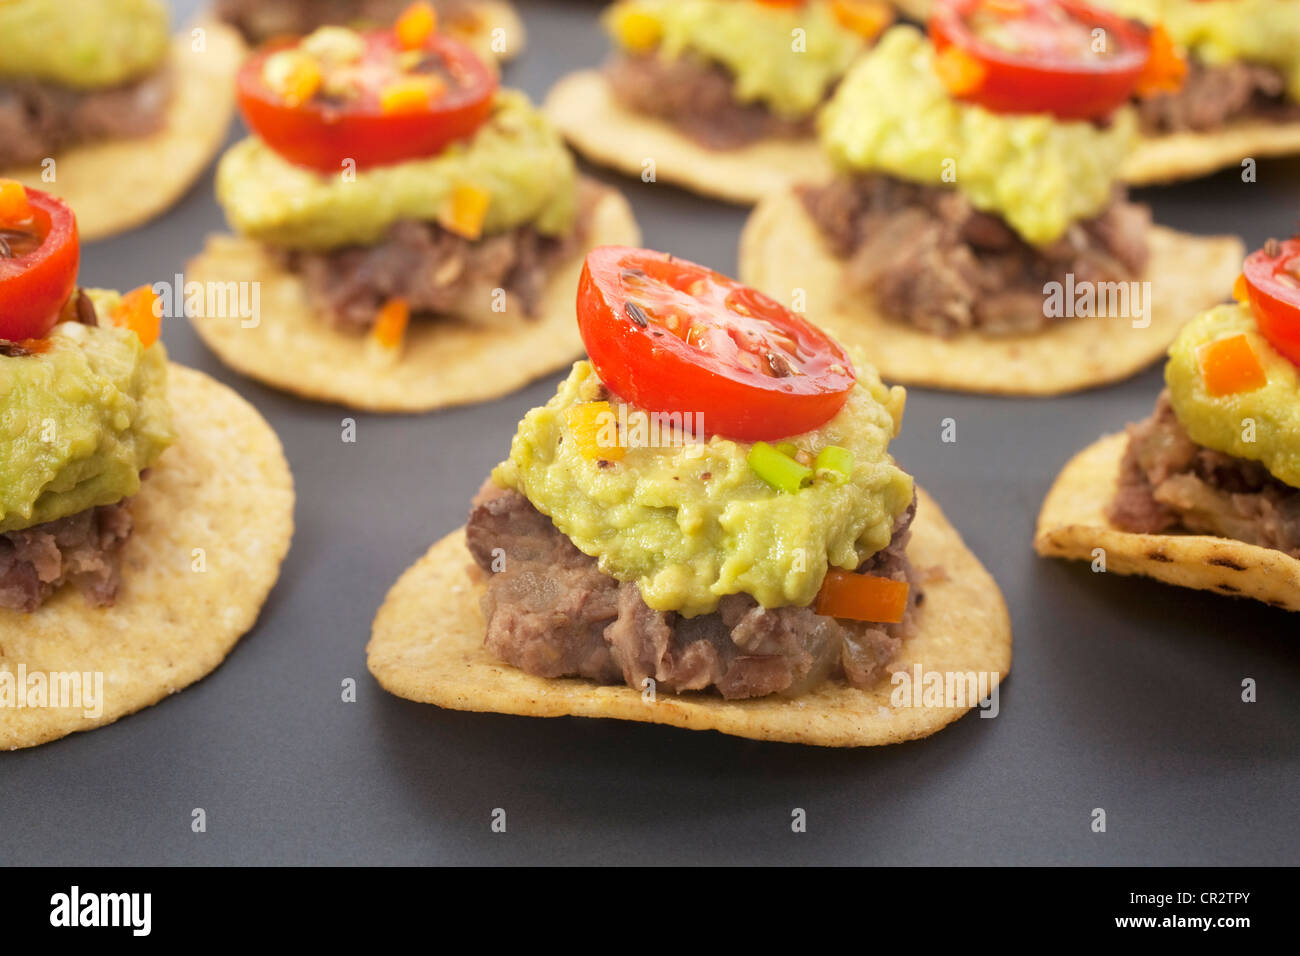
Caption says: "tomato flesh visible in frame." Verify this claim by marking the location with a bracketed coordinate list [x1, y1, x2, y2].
[1242, 237, 1300, 367]
[0, 187, 79, 342]
[928, 0, 1152, 120]
[576, 247, 858, 442]
[236, 30, 497, 172]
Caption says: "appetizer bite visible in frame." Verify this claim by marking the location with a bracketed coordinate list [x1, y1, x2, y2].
[544, 0, 893, 204]
[188, 15, 639, 411]
[0, 0, 242, 240]
[369, 247, 1011, 747]
[891, 0, 1300, 183]
[214, 0, 525, 65]
[1037, 237, 1300, 609]
[1104, 0, 1300, 183]
[740, 0, 1243, 394]
[0, 183, 294, 749]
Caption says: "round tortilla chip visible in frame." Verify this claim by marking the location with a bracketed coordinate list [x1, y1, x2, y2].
[543, 70, 832, 205]
[367, 487, 1012, 747]
[185, 189, 640, 412]
[0, 364, 295, 750]
[1123, 119, 1300, 185]
[739, 186, 1244, 395]
[1035, 431, 1300, 611]
[0, 23, 242, 242]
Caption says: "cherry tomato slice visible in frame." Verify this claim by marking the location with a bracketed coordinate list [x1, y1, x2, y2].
[928, 0, 1152, 121]
[576, 247, 858, 442]
[1242, 237, 1300, 367]
[0, 186, 79, 342]
[236, 30, 497, 172]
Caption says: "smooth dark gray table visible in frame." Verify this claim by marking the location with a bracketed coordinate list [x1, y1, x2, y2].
[3, 0, 1297, 866]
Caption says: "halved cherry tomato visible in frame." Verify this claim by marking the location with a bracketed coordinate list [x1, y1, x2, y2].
[576, 247, 858, 442]
[1240, 237, 1300, 367]
[0, 184, 79, 343]
[928, 0, 1154, 120]
[236, 28, 497, 172]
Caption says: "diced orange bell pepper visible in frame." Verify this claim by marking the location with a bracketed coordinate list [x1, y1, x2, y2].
[612, 9, 662, 52]
[1233, 273, 1251, 305]
[371, 297, 410, 349]
[565, 401, 626, 462]
[830, 0, 894, 40]
[396, 2, 438, 49]
[816, 570, 910, 624]
[1197, 334, 1268, 397]
[111, 286, 162, 348]
[282, 56, 322, 106]
[379, 75, 444, 114]
[0, 179, 33, 227]
[439, 184, 491, 240]
[1134, 25, 1187, 98]
[934, 45, 988, 97]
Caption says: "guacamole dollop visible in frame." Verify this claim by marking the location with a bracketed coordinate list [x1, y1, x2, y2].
[1103, 0, 1300, 101]
[216, 90, 578, 251]
[492, 359, 915, 617]
[819, 25, 1136, 246]
[605, 0, 866, 118]
[0, 309, 174, 534]
[1166, 303, 1300, 489]
[0, 0, 170, 89]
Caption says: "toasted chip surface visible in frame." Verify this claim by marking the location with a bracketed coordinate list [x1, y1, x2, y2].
[543, 70, 832, 205]
[1035, 431, 1300, 610]
[186, 189, 640, 412]
[1123, 119, 1300, 185]
[739, 187, 1243, 395]
[0, 364, 295, 750]
[0, 23, 242, 241]
[367, 487, 1012, 747]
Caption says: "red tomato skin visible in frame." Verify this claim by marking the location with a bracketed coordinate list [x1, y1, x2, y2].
[1243, 239, 1300, 367]
[236, 32, 498, 172]
[576, 247, 857, 442]
[928, 0, 1150, 121]
[0, 189, 79, 342]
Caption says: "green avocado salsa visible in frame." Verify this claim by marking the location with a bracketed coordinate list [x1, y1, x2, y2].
[604, 0, 867, 118]
[0, 0, 170, 89]
[819, 25, 1137, 246]
[1166, 303, 1300, 489]
[0, 307, 174, 534]
[491, 357, 915, 617]
[216, 90, 578, 251]
[1102, 0, 1300, 101]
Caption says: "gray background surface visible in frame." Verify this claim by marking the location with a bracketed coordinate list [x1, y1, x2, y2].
[3, 0, 1297, 866]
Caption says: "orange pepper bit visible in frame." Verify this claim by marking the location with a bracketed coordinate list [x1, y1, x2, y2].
[438, 184, 491, 241]
[1134, 25, 1187, 98]
[816, 570, 910, 624]
[371, 297, 411, 349]
[1197, 334, 1268, 397]
[396, 2, 438, 50]
[380, 74, 445, 113]
[934, 45, 988, 98]
[831, 0, 894, 40]
[0, 179, 33, 227]
[564, 401, 626, 462]
[1233, 273, 1251, 305]
[282, 56, 322, 106]
[111, 286, 163, 349]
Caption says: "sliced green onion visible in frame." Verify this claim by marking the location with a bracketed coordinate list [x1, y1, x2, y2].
[748, 441, 811, 494]
[814, 445, 854, 483]
[774, 441, 798, 458]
